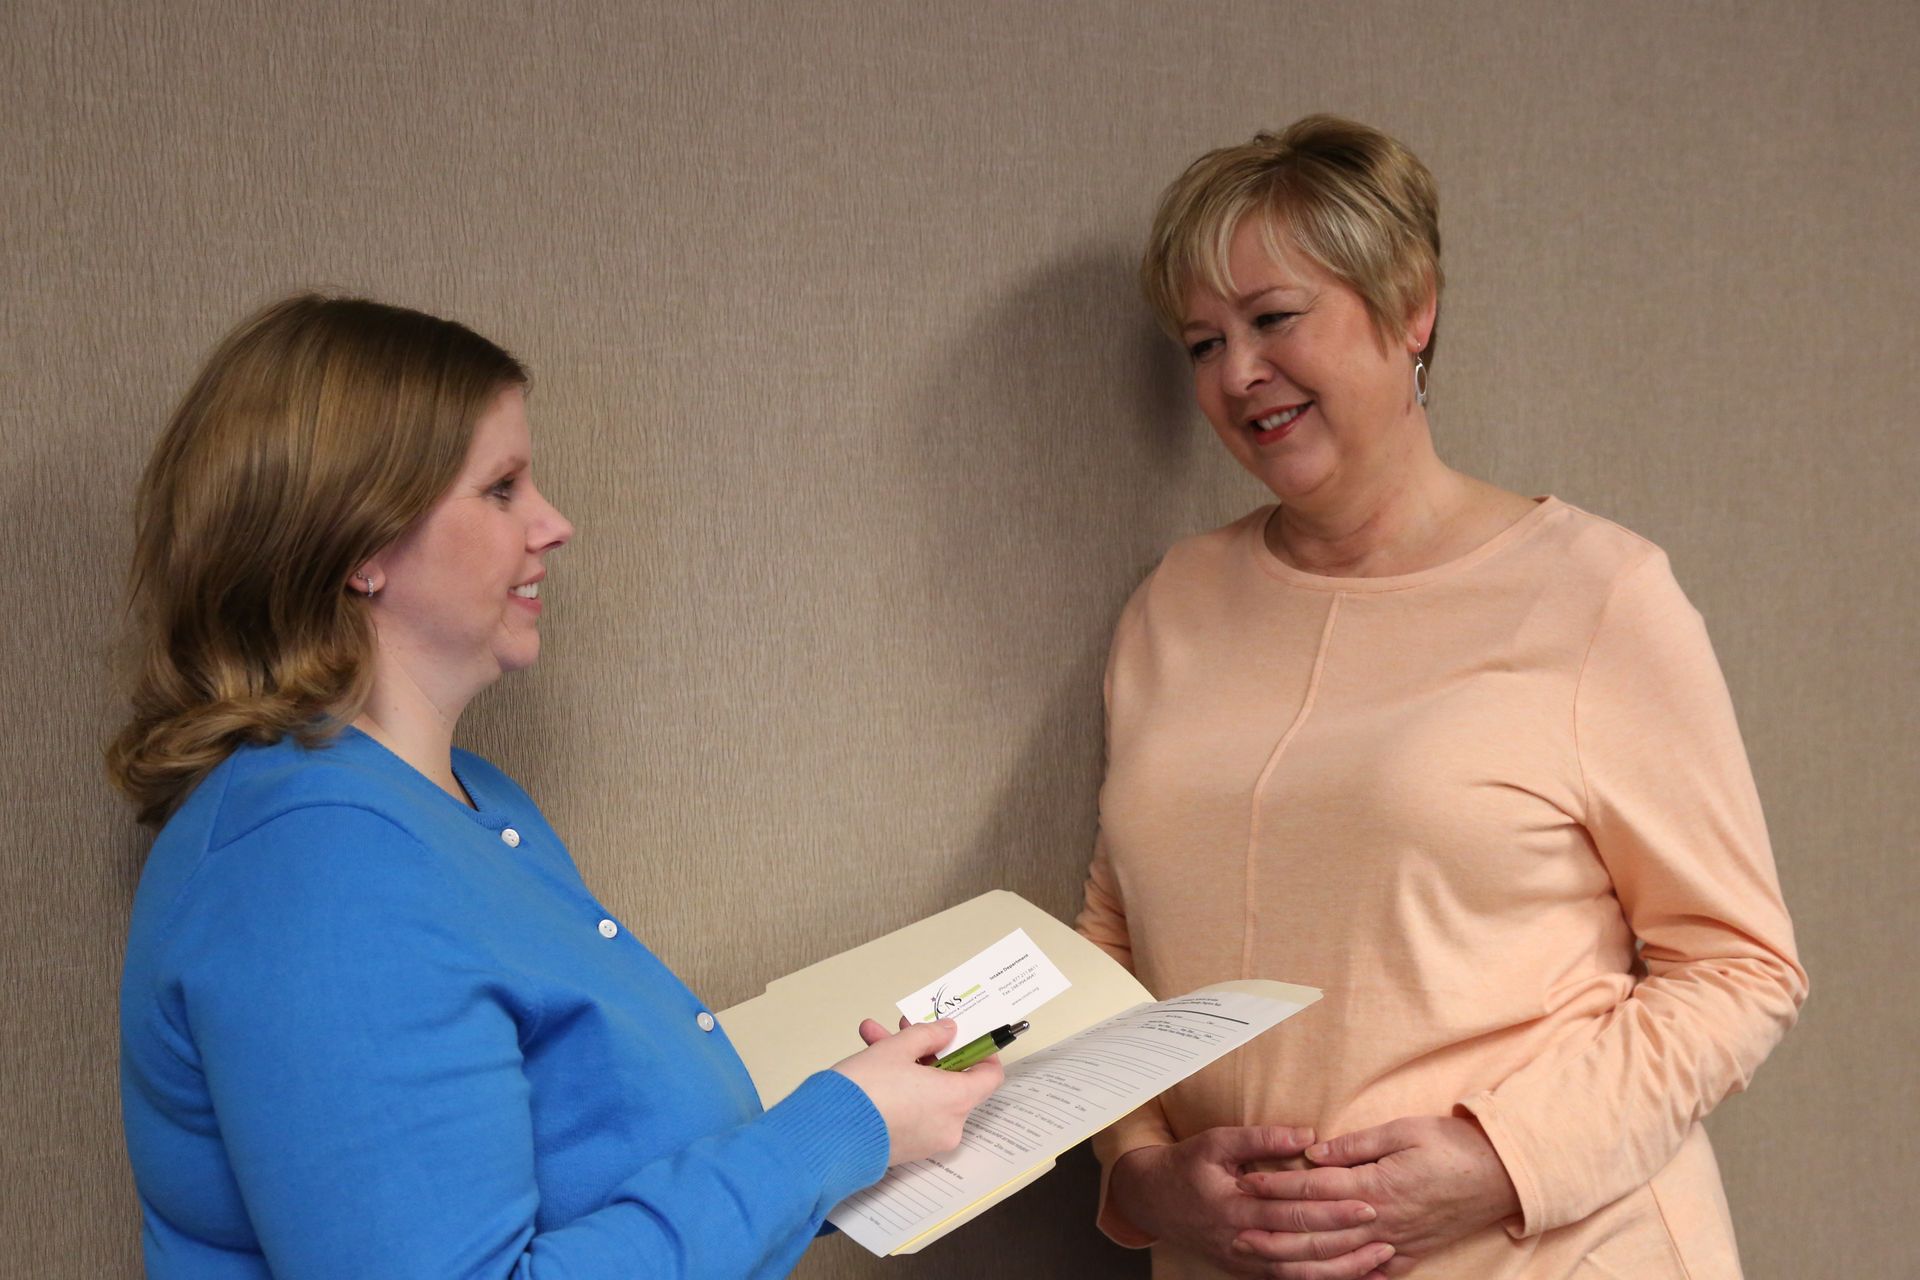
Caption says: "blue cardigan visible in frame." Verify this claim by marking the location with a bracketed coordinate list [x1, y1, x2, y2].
[119, 727, 889, 1278]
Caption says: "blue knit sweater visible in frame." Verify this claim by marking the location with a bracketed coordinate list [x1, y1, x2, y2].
[119, 727, 889, 1278]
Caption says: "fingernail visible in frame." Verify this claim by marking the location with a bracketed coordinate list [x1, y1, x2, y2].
[1375, 1244, 1396, 1262]
[1306, 1143, 1329, 1161]
[1357, 1204, 1376, 1222]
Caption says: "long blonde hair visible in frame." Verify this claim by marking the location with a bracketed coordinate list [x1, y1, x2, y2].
[107, 294, 527, 827]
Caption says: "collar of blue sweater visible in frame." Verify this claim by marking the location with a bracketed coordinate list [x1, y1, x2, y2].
[310, 724, 520, 835]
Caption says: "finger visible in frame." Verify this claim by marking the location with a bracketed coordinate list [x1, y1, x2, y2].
[956, 1055, 1005, 1099]
[858, 1018, 890, 1046]
[1307, 1120, 1412, 1167]
[1209, 1124, 1318, 1166]
[1277, 1243, 1397, 1280]
[897, 1015, 912, 1031]
[1239, 1166, 1369, 1202]
[1240, 1240, 1394, 1280]
[1236, 1196, 1377, 1234]
[1233, 1225, 1383, 1263]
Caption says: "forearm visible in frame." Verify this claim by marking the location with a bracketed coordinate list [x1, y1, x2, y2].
[507, 1072, 889, 1278]
[1458, 950, 1803, 1235]
[1077, 833, 1175, 1246]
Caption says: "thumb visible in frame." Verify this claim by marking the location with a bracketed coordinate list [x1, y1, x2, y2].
[886, 1019, 959, 1061]
[1307, 1121, 1408, 1167]
[1210, 1124, 1317, 1164]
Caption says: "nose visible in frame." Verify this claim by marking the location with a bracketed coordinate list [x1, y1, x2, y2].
[1222, 338, 1273, 398]
[528, 483, 575, 552]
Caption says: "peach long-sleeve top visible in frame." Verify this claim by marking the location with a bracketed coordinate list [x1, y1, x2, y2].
[1076, 498, 1806, 1280]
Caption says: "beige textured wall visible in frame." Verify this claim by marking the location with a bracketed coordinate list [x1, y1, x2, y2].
[4, 1, 1914, 1275]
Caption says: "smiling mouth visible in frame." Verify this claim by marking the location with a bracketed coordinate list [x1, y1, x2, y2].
[1248, 402, 1312, 439]
[510, 583, 540, 600]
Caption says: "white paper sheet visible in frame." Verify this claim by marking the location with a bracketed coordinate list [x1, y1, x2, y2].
[830, 984, 1314, 1255]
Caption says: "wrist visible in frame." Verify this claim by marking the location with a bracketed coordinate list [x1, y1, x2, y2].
[1458, 1115, 1521, 1221]
[1107, 1144, 1169, 1239]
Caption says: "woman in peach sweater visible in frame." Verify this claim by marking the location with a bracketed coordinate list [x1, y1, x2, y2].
[1075, 116, 1805, 1280]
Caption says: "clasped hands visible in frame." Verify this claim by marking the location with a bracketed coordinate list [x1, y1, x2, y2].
[1107, 1115, 1521, 1279]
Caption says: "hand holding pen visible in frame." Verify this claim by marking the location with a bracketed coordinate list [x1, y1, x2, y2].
[833, 1017, 1005, 1165]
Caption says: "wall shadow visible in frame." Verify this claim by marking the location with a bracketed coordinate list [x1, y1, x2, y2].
[883, 243, 1197, 1278]
[908, 241, 1196, 915]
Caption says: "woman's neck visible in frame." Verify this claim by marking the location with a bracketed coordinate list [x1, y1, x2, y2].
[1268, 446, 1476, 578]
[352, 661, 472, 806]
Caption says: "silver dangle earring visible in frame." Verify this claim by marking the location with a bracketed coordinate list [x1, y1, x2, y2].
[357, 573, 377, 599]
[1413, 354, 1429, 408]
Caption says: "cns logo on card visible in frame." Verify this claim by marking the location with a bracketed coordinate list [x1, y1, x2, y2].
[922, 982, 986, 1021]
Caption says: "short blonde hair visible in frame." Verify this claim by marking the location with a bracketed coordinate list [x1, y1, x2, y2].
[1141, 114, 1444, 362]
[107, 294, 527, 827]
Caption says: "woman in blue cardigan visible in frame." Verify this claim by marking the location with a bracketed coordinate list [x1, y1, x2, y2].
[110, 294, 1001, 1278]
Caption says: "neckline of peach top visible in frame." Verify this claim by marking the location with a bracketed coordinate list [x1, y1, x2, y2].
[1248, 495, 1563, 594]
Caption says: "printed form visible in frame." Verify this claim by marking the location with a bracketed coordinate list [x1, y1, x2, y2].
[829, 985, 1314, 1254]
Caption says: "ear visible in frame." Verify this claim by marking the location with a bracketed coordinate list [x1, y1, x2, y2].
[348, 563, 385, 597]
[1404, 284, 1438, 356]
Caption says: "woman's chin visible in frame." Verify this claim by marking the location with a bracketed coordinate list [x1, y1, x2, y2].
[1248, 458, 1335, 505]
[493, 639, 542, 678]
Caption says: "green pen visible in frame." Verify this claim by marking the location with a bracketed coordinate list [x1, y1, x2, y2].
[934, 1020, 1029, 1071]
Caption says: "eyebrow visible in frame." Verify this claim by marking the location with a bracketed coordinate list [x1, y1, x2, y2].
[1180, 285, 1308, 334]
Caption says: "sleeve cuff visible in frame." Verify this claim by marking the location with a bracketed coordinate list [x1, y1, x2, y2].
[1456, 1094, 1544, 1239]
[760, 1070, 891, 1214]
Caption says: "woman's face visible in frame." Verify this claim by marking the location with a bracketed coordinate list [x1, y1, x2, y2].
[368, 385, 574, 708]
[1180, 216, 1428, 505]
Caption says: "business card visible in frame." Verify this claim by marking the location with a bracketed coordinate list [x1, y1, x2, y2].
[895, 928, 1072, 1054]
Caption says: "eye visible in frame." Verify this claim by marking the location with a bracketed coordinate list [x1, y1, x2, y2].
[1254, 311, 1297, 329]
[1186, 336, 1222, 362]
[488, 474, 518, 501]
